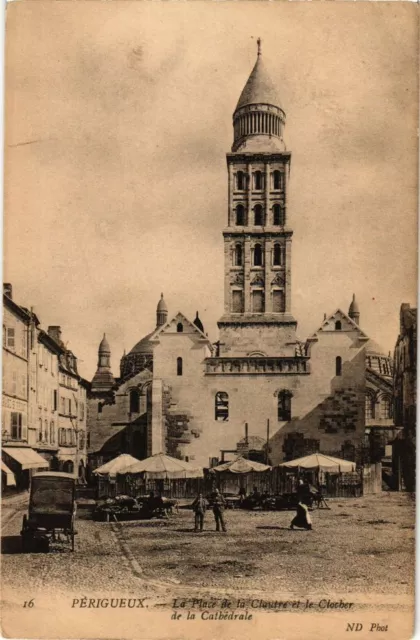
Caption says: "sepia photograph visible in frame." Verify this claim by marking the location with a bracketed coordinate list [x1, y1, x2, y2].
[1, 2, 418, 639]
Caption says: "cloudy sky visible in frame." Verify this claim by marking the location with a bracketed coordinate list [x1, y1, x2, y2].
[4, 2, 418, 380]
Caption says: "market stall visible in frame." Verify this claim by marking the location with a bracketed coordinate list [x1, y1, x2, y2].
[275, 453, 358, 499]
[207, 456, 272, 502]
[117, 452, 204, 498]
[93, 454, 141, 498]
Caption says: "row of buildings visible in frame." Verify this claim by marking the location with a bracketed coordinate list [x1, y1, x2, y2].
[2, 284, 88, 491]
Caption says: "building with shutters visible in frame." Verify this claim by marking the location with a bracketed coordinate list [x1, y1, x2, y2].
[2, 285, 88, 489]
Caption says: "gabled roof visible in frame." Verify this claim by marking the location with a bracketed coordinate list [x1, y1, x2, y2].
[308, 308, 369, 342]
[151, 312, 212, 345]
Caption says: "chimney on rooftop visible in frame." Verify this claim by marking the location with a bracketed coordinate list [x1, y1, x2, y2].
[48, 326, 62, 344]
[3, 283, 12, 299]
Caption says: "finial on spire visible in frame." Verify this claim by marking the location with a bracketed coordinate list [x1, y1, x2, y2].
[257, 37, 262, 56]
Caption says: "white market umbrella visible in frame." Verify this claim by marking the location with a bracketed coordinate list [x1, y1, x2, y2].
[279, 453, 356, 473]
[211, 456, 271, 474]
[93, 454, 141, 478]
[120, 452, 203, 479]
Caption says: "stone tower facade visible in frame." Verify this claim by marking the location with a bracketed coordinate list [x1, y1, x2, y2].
[218, 41, 297, 357]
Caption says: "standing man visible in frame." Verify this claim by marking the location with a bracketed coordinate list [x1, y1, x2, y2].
[192, 492, 207, 532]
[211, 488, 227, 532]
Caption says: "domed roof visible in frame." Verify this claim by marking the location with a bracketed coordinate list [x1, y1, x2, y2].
[128, 331, 156, 355]
[365, 339, 387, 356]
[235, 49, 283, 113]
[157, 293, 167, 313]
[349, 294, 360, 315]
[99, 333, 110, 354]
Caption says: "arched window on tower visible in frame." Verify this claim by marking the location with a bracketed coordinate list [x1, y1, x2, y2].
[273, 244, 282, 266]
[215, 392, 229, 421]
[177, 357, 183, 376]
[235, 204, 245, 226]
[278, 390, 293, 421]
[272, 204, 285, 226]
[254, 171, 263, 190]
[130, 389, 140, 413]
[272, 170, 283, 190]
[335, 320, 342, 331]
[335, 356, 342, 376]
[254, 204, 264, 226]
[177, 322, 183, 333]
[234, 244, 243, 266]
[253, 244, 263, 266]
[365, 393, 375, 421]
[380, 395, 393, 419]
[236, 171, 245, 190]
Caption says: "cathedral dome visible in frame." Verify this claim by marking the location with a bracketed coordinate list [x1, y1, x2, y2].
[99, 333, 110, 354]
[232, 40, 286, 153]
[129, 331, 156, 355]
[365, 339, 393, 378]
[157, 293, 168, 312]
[235, 52, 283, 113]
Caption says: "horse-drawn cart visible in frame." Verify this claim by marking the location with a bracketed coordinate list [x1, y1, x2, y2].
[21, 472, 77, 552]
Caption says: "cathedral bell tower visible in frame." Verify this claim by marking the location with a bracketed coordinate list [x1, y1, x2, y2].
[218, 40, 297, 357]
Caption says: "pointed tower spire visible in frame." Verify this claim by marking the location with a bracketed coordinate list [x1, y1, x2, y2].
[193, 311, 204, 333]
[232, 40, 286, 152]
[348, 294, 360, 325]
[91, 333, 115, 394]
[156, 293, 168, 327]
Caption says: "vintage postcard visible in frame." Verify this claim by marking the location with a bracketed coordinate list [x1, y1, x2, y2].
[1, 1, 418, 639]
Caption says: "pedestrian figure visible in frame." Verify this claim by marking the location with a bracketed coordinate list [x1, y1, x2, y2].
[211, 488, 227, 532]
[192, 492, 206, 532]
[290, 500, 312, 530]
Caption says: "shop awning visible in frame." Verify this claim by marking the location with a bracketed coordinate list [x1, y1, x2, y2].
[3, 447, 49, 470]
[1, 460, 16, 486]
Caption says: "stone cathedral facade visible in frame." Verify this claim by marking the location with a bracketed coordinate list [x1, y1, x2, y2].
[87, 45, 395, 470]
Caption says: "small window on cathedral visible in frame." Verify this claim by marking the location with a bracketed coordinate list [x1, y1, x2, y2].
[97, 403, 102, 414]
[234, 244, 243, 266]
[177, 357, 183, 376]
[130, 389, 140, 413]
[235, 204, 245, 226]
[253, 243, 263, 266]
[336, 356, 342, 376]
[254, 204, 264, 226]
[273, 244, 282, 266]
[254, 171, 263, 190]
[273, 170, 283, 190]
[278, 390, 292, 421]
[273, 204, 285, 226]
[215, 392, 229, 421]
[335, 321, 342, 331]
[365, 394, 375, 421]
[236, 171, 245, 190]
[380, 395, 393, 419]
[177, 323, 183, 333]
